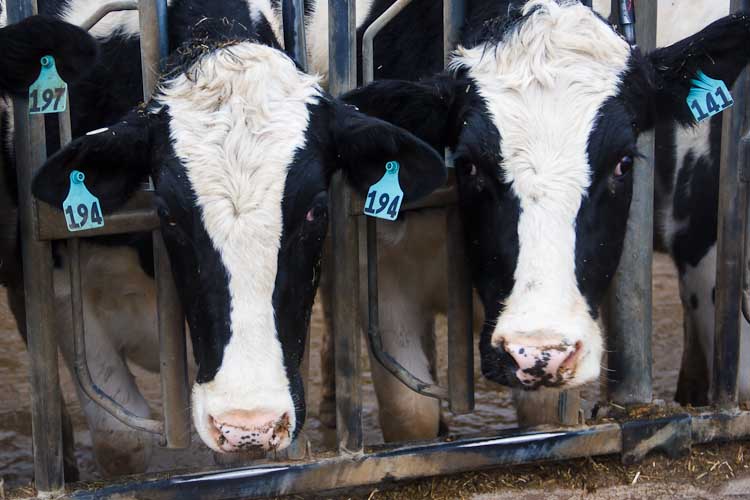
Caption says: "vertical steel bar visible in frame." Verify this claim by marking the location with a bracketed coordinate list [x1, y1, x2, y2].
[281, 1, 311, 459]
[605, 0, 655, 405]
[444, 0, 474, 414]
[139, 0, 191, 448]
[713, 0, 750, 408]
[282, 0, 308, 72]
[328, 0, 363, 454]
[7, 0, 65, 492]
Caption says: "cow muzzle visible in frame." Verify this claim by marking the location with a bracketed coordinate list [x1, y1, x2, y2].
[209, 410, 292, 453]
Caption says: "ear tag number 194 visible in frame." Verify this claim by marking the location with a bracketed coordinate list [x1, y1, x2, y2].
[687, 70, 734, 122]
[63, 170, 104, 232]
[364, 161, 403, 221]
[28, 55, 67, 115]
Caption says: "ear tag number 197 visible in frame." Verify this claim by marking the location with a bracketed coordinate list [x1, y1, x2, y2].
[63, 170, 104, 232]
[364, 161, 403, 221]
[28, 55, 67, 115]
[687, 70, 734, 122]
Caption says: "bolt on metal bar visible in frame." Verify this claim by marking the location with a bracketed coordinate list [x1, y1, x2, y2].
[79, 0, 138, 32]
[282, 0, 308, 72]
[361, 0, 449, 401]
[604, 0, 655, 406]
[7, 0, 65, 491]
[713, 0, 750, 408]
[329, 0, 363, 455]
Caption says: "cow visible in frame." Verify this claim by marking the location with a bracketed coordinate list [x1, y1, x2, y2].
[337, 0, 750, 433]
[647, 0, 750, 406]
[24, 0, 446, 473]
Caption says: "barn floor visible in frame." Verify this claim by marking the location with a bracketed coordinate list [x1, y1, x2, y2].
[1, 253, 749, 499]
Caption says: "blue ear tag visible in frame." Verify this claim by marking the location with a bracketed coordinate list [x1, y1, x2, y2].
[28, 55, 68, 115]
[62, 170, 104, 232]
[364, 161, 403, 221]
[687, 70, 734, 122]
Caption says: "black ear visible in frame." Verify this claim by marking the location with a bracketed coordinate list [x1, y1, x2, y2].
[341, 74, 461, 152]
[0, 15, 98, 95]
[330, 100, 447, 203]
[647, 12, 750, 127]
[33, 110, 162, 213]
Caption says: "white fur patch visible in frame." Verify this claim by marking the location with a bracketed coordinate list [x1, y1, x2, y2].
[157, 42, 322, 451]
[452, 0, 631, 387]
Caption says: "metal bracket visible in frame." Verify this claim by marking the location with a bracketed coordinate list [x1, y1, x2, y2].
[621, 414, 692, 465]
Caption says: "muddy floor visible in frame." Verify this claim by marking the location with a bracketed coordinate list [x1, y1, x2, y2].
[0, 253, 690, 493]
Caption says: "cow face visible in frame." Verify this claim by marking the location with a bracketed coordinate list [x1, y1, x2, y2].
[345, 1, 750, 390]
[32, 42, 446, 452]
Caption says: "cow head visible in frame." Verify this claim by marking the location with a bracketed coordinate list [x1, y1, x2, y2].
[32, 41, 446, 452]
[345, 1, 750, 390]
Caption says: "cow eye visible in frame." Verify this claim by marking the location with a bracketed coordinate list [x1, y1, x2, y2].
[305, 192, 329, 224]
[614, 155, 634, 178]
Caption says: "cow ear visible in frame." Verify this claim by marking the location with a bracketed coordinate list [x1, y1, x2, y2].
[329, 100, 447, 203]
[341, 75, 461, 152]
[32, 110, 163, 213]
[646, 12, 750, 127]
[0, 15, 98, 94]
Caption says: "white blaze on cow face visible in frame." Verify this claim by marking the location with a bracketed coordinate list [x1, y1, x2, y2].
[452, 0, 631, 387]
[157, 42, 322, 452]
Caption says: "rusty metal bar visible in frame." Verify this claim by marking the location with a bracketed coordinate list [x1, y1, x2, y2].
[329, 0, 363, 455]
[36, 192, 159, 240]
[80, 0, 138, 31]
[713, 0, 750, 408]
[7, 0, 65, 493]
[282, 0, 308, 72]
[605, 0, 655, 406]
[66, 408, 750, 499]
[444, 0, 474, 415]
[139, 0, 191, 447]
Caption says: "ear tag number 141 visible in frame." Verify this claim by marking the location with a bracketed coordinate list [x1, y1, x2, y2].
[63, 170, 104, 232]
[687, 70, 734, 122]
[28, 55, 67, 115]
[364, 161, 403, 221]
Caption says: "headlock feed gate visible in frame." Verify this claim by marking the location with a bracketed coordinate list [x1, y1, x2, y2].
[7, 0, 750, 498]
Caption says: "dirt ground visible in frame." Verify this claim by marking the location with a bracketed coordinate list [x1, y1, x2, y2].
[1, 253, 748, 499]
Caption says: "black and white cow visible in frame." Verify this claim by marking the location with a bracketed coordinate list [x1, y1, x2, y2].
[28, 0, 446, 463]
[647, 0, 750, 406]
[341, 0, 750, 407]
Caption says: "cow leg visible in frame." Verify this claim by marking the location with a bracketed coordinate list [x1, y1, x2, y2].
[6, 283, 80, 482]
[675, 309, 710, 406]
[368, 302, 440, 442]
[674, 247, 716, 407]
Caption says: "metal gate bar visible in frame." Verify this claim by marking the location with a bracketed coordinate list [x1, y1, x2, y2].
[329, 0, 364, 455]
[7, 0, 65, 492]
[443, 0, 475, 415]
[604, 0, 655, 406]
[713, 0, 749, 407]
[64, 410, 750, 500]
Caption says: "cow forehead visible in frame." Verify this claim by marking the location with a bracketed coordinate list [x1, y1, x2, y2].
[156, 42, 322, 343]
[454, 0, 631, 205]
